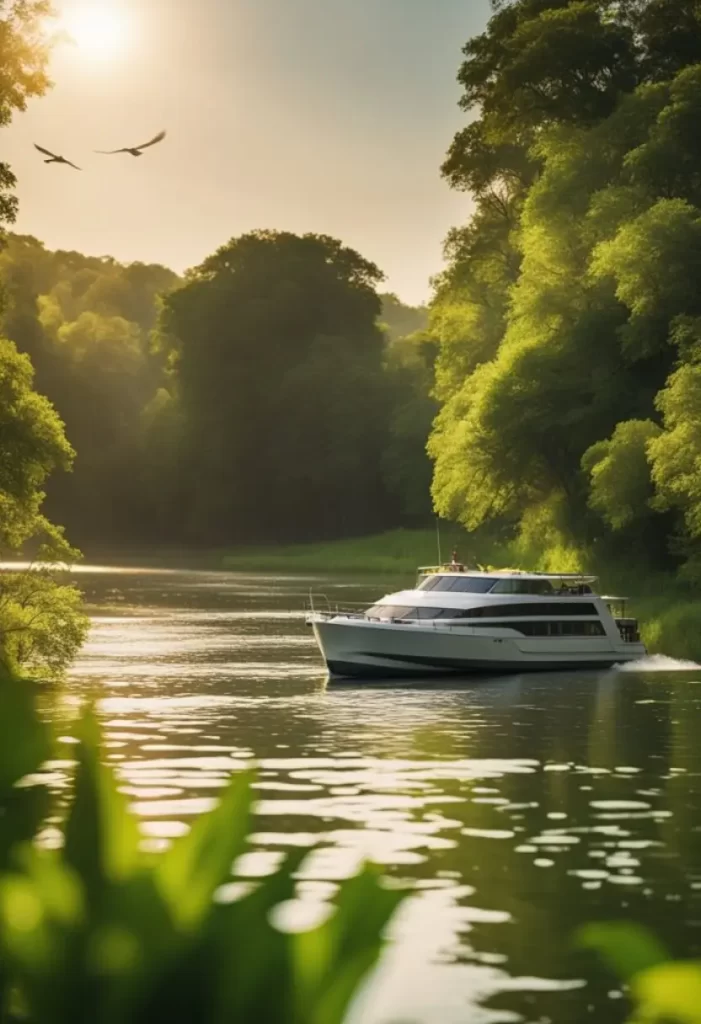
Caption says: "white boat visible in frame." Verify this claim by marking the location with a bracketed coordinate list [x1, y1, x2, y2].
[307, 565, 646, 680]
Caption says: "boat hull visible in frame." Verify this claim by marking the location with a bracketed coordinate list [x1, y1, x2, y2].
[310, 618, 646, 680]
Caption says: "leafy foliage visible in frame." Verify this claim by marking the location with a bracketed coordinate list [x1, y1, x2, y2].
[431, 6, 701, 576]
[0, 235, 181, 546]
[582, 420, 661, 532]
[0, 334, 87, 678]
[0, 677, 404, 1024]
[160, 230, 433, 543]
[0, 569, 86, 679]
[0, 336, 72, 552]
[581, 922, 701, 1024]
[1, 234, 436, 548]
[0, 1, 53, 232]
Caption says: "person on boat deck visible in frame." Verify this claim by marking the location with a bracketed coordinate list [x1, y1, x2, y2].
[450, 549, 465, 571]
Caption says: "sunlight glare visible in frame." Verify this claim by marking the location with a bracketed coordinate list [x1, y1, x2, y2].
[63, 5, 130, 61]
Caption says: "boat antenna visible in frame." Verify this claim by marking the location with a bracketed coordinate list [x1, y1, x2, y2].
[435, 517, 442, 566]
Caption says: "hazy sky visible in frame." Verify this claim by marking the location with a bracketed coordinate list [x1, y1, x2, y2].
[6, 0, 490, 305]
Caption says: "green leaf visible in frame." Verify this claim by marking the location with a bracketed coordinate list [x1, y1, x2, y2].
[0, 785, 49, 871]
[294, 866, 404, 1024]
[578, 922, 669, 982]
[206, 849, 306, 1024]
[0, 861, 83, 1024]
[632, 962, 701, 1024]
[63, 713, 141, 897]
[157, 770, 253, 928]
[0, 677, 49, 792]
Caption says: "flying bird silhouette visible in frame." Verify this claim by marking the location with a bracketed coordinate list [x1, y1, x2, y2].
[96, 130, 167, 157]
[34, 144, 81, 170]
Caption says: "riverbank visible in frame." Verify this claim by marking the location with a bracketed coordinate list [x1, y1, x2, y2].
[220, 528, 471, 575]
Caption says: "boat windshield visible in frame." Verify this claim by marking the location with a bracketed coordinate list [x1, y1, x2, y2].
[418, 574, 592, 596]
[490, 578, 555, 595]
[418, 576, 498, 593]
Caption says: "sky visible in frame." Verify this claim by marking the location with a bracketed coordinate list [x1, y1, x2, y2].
[5, 0, 491, 305]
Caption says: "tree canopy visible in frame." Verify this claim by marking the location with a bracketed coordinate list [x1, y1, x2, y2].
[0, 2, 52, 228]
[0, 235, 181, 544]
[162, 230, 410, 543]
[430, 1, 701, 577]
[0, 232, 435, 548]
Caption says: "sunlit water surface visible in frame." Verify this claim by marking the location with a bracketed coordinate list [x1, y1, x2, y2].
[48, 567, 701, 1023]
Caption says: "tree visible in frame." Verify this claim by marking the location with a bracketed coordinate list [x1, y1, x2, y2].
[379, 293, 428, 342]
[582, 419, 661, 531]
[0, 2, 53, 230]
[161, 230, 397, 544]
[383, 330, 437, 523]
[0, 236, 181, 545]
[431, 20, 701, 573]
[0, 337, 87, 678]
[648, 353, 701, 571]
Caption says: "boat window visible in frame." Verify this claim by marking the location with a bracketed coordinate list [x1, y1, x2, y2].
[480, 620, 606, 637]
[366, 605, 472, 621]
[462, 602, 599, 619]
[490, 578, 555, 595]
[366, 605, 419, 619]
[419, 576, 499, 593]
[367, 602, 601, 621]
[417, 576, 441, 591]
[557, 584, 593, 596]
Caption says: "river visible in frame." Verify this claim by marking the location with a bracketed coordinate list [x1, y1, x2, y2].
[54, 565, 701, 1024]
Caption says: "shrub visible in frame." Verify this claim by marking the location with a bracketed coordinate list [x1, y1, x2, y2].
[0, 676, 404, 1024]
[582, 922, 701, 1024]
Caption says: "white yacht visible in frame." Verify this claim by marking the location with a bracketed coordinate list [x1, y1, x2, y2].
[307, 566, 646, 680]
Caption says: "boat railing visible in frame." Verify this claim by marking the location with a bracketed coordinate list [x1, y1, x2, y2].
[306, 593, 372, 618]
[306, 610, 512, 633]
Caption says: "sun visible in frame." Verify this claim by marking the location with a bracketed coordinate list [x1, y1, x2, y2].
[63, 5, 130, 61]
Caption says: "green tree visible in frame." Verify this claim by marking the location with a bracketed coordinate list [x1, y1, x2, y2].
[431, 11, 701, 573]
[379, 293, 428, 342]
[0, 1, 53, 230]
[0, 236, 181, 546]
[383, 330, 437, 523]
[0, 337, 87, 678]
[161, 230, 397, 544]
[648, 354, 701, 574]
[582, 419, 661, 531]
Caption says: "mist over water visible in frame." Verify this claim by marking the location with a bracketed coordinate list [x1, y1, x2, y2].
[51, 567, 701, 1024]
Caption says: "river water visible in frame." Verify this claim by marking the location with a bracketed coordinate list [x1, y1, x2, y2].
[55, 566, 701, 1024]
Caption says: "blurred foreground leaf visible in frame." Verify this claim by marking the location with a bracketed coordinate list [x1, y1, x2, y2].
[0, 677, 49, 795]
[581, 921, 701, 1024]
[632, 962, 701, 1024]
[0, 712, 404, 1024]
[579, 922, 669, 981]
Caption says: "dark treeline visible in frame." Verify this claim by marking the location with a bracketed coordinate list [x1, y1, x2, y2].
[0, 232, 432, 548]
[429, 0, 701, 581]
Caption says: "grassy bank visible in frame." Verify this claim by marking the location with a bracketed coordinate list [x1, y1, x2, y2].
[220, 528, 474, 575]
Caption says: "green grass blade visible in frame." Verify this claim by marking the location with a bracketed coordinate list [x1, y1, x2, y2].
[63, 714, 141, 897]
[157, 771, 253, 928]
[578, 922, 669, 982]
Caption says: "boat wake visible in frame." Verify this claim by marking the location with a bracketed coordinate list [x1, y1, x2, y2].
[616, 654, 701, 673]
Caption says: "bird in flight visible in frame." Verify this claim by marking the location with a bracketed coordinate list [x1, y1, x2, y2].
[96, 130, 167, 157]
[34, 144, 81, 170]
